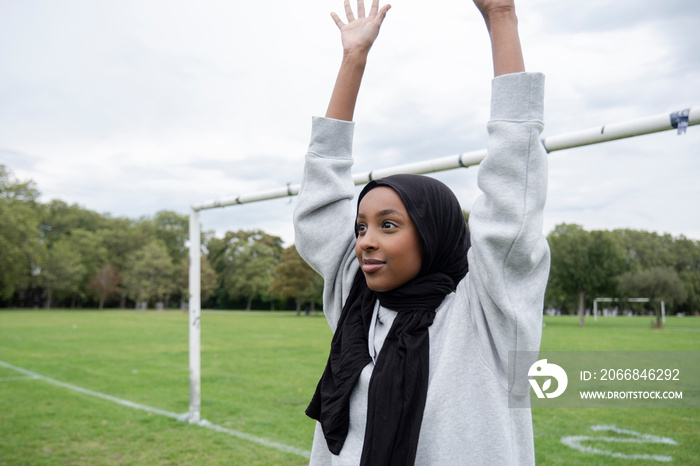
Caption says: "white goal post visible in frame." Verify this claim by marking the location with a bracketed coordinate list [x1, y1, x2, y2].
[187, 106, 698, 423]
[593, 297, 666, 322]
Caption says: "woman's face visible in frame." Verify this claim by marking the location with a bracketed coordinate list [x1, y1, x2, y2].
[355, 187, 423, 292]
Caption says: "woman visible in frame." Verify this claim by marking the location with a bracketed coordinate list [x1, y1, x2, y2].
[294, 1, 549, 464]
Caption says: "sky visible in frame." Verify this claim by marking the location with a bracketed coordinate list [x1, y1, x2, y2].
[2, 0, 699, 245]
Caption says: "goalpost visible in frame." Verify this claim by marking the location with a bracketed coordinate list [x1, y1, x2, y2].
[187, 106, 698, 423]
[593, 297, 666, 322]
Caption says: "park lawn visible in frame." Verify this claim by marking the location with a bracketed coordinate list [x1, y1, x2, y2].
[0, 375, 307, 466]
[0, 310, 328, 465]
[540, 314, 700, 351]
[0, 310, 698, 465]
[534, 315, 700, 465]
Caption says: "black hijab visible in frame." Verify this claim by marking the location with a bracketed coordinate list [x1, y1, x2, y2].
[306, 174, 471, 465]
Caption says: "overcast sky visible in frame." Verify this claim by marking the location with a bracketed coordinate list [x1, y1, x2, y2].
[2, 0, 699, 245]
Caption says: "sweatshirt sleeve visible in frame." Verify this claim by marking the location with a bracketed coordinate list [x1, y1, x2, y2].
[293, 116, 361, 332]
[465, 72, 550, 381]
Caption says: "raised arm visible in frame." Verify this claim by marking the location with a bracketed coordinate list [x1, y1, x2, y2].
[294, 1, 391, 330]
[473, 0, 525, 77]
[465, 0, 548, 371]
[325, 0, 391, 121]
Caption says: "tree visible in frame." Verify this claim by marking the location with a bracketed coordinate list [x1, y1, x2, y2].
[670, 236, 700, 314]
[122, 241, 177, 308]
[269, 245, 319, 315]
[547, 224, 590, 324]
[97, 217, 151, 307]
[208, 230, 283, 310]
[39, 199, 106, 245]
[611, 229, 700, 314]
[65, 229, 108, 305]
[303, 273, 324, 313]
[150, 210, 189, 265]
[611, 229, 675, 271]
[150, 210, 189, 305]
[88, 264, 122, 310]
[0, 164, 40, 202]
[0, 199, 44, 301]
[39, 239, 86, 308]
[677, 270, 700, 315]
[0, 165, 44, 302]
[37, 198, 112, 307]
[618, 267, 687, 328]
[547, 224, 628, 326]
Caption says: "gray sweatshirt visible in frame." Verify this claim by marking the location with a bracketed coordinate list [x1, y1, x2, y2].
[294, 72, 549, 465]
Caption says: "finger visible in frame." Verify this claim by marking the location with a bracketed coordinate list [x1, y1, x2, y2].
[357, 0, 366, 19]
[368, 0, 379, 17]
[344, 0, 355, 22]
[330, 11, 345, 29]
[374, 3, 391, 24]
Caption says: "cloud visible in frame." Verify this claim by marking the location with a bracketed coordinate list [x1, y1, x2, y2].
[542, 0, 700, 34]
[0, 148, 39, 171]
[0, 0, 698, 245]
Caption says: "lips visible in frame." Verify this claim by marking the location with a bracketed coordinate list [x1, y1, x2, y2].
[362, 258, 385, 273]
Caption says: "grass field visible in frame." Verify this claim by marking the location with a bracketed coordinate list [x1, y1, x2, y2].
[0, 310, 698, 465]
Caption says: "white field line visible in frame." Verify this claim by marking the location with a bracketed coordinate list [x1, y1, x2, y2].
[560, 425, 678, 462]
[0, 359, 311, 459]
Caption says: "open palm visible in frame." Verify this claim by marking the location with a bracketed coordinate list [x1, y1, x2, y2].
[332, 0, 391, 55]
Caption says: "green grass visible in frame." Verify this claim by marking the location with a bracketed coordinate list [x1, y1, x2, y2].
[0, 311, 698, 465]
[541, 314, 700, 351]
[534, 315, 700, 465]
[0, 310, 330, 465]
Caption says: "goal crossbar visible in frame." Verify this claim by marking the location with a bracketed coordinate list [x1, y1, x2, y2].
[191, 107, 699, 211]
[593, 297, 666, 323]
[187, 106, 698, 423]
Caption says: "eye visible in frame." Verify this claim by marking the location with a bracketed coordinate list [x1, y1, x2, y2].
[356, 223, 367, 234]
[382, 221, 398, 230]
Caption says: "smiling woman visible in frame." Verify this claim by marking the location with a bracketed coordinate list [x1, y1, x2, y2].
[293, 0, 551, 464]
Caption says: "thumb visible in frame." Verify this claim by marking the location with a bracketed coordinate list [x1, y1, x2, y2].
[330, 11, 345, 30]
[374, 4, 391, 25]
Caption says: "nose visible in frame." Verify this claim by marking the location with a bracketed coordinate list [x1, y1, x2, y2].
[357, 227, 378, 251]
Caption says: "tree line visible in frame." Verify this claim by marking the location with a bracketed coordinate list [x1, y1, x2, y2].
[547, 223, 700, 326]
[2, 164, 699, 319]
[0, 164, 321, 312]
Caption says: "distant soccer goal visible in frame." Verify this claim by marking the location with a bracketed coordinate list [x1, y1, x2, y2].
[593, 297, 666, 322]
[187, 106, 698, 423]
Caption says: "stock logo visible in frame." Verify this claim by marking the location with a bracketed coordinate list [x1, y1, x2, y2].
[528, 359, 568, 399]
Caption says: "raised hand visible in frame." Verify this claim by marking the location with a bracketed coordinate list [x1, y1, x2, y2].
[331, 0, 391, 56]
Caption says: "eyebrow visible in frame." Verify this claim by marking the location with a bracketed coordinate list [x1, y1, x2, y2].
[357, 209, 406, 220]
